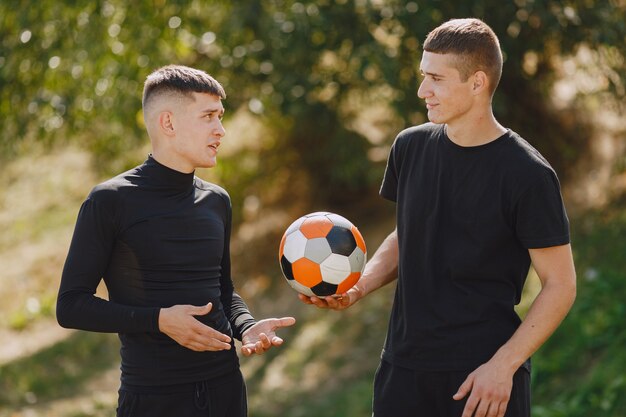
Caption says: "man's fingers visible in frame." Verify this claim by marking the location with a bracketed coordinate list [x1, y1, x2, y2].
[453, 375, 473, 400]
[240, 333, 279, 356]
[190, 302, 213, 316]
[462, 395, 481, 417]
[298, 294, 314, 304]
[207, 339, 232, 351]
[194, 328, 232, 350]
[184, 335, 231, 352]
[273, 317, 296, 329]
[473, 398, 491, 417]
[339, 294, 351, 307]
[186, 316, 232, 346]
[496, 401, 507, 417]
[197, 323, 231, 343]
[486, 401, 501, 417]
[241, 341, 265, 356]
[323, 296, 339, 308]
[310, 296, 329, 308]
[260, 332, 271, 346]
[252, 333, 271, 353]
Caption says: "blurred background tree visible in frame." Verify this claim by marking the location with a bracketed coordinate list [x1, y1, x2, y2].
[1, 1, 625, 416]
[2, 0, 624, 211]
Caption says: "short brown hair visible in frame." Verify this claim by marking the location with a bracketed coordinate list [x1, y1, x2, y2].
[424, 18, 502, 96]
[142, 65, 226, 110]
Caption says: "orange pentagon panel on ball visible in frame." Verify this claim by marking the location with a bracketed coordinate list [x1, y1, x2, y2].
[337, 271, 361, 294]
[351, 225, 367, 253]
[299, 216, 334, 239]
[291, 257, 323, 287]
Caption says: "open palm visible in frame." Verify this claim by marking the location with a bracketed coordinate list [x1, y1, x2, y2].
[240, 317, 296, 356]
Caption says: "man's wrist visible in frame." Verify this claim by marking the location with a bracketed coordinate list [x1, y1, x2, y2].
[157, 307, 169, 332]
[492, 345, 527, 372]
[352, 282, 367, 301]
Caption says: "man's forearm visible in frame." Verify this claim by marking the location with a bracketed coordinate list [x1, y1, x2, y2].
[491, 244, 577, 370]
[57, 289, 159, 333]
[354, 229, 399, 299]
[492, 276, 576, 370]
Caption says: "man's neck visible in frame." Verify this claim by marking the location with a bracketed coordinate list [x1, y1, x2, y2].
[151, 148, 194, 174]
[445, 110, 507, 147]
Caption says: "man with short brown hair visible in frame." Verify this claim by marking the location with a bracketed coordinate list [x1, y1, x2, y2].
[58, 65, 295, 417]
[300, 19, 576, 417]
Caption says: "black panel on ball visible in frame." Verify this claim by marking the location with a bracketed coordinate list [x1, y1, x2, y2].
[280, 255, 295, 280]
[326, 226, 357, 256]
[311, 281, 338, 296]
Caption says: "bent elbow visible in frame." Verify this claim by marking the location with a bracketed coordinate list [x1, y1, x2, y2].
[570, 279, 577, 304]
[56, 303, 71, 329]
[56, 297, 77, 329]
[565, 273, 577, 309]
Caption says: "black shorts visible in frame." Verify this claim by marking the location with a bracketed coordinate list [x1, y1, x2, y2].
[373, 360, 530, 417]
[116, 369, 247, 417]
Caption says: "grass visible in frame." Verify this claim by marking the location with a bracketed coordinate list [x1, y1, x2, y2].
[0, 332, 119, 408]
[243, 294, 389, 417]
[0, 146, 96, 325]
[7, 292, 56, 331]
[1, 144, 624, 417]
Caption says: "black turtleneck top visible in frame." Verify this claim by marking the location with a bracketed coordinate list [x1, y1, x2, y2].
[57, 156, 256, 387]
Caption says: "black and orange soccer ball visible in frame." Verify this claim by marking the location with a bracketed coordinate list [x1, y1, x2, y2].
[278, 212, 367, 297]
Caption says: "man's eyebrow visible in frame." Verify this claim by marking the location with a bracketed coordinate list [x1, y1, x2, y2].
[420, 69, 445, 78]
[201, 108, 225, 114]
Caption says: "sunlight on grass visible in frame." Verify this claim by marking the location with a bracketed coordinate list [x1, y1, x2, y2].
[0, 147, 96, 318]
[0, 332, 119, 408]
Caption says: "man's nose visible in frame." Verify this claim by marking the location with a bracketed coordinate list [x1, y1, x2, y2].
[215, 120, 226, 137]
[417, 79, 431, 99]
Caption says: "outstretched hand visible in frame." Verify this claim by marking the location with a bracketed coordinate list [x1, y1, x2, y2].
[241, 317, 296, 356]
[158, 302, 232, 352]
[297, 286, 361, 310]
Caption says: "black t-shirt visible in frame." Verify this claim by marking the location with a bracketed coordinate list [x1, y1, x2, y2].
[57, 156, 256, 386]
[380, 123, 570, 371]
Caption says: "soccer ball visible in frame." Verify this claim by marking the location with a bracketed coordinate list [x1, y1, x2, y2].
[278, 212, 367, 297]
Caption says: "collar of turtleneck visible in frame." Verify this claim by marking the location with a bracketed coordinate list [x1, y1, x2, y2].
[140, 154, 196, 189]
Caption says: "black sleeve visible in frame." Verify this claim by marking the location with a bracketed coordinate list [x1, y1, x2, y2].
[515, 171, 570, 249]
[380, 137, 400, 202]
[56, 196, 159, 333]
[219, 195, 256, 340]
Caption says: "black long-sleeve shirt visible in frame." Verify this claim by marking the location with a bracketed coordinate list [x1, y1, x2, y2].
[57, 155, 256, 386]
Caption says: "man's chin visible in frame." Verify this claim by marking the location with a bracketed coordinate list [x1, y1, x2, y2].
[426, 112, 443, 124]
[196, 159, 217, 169]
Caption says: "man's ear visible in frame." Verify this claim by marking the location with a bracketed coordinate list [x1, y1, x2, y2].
[471, 71, 489, 95]
[158, 111, 176, 136]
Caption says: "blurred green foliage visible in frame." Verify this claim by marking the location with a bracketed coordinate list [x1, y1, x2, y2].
[1, 0, 625, 209]
[532, 208, 626, 417]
